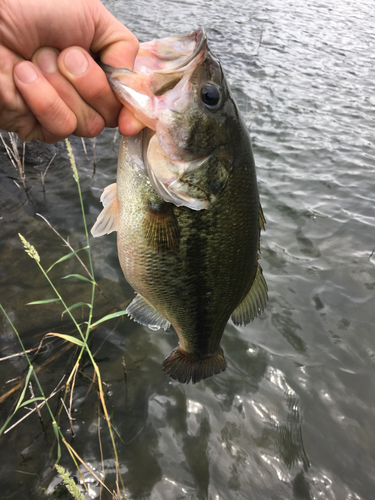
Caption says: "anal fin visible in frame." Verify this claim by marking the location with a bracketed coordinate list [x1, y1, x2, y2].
[162, 347, 226, 384]
[91, 183, 119, 237]
[231, 264, 268, 326]
[127, 293, 170, 331]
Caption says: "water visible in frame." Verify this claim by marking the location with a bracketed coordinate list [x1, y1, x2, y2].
[0, 0, 374, 498]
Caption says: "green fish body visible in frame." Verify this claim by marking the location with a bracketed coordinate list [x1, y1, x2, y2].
[92, 29, 267, 383]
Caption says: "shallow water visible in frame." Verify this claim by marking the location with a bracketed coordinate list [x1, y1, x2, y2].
[1, 0, 374, 498]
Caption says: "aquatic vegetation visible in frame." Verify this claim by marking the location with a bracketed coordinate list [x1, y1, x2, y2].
[0, 139, 128, 498]
[0, 132, 26, 190]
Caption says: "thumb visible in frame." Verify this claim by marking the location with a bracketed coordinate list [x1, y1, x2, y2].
[90, 2, 139, 70]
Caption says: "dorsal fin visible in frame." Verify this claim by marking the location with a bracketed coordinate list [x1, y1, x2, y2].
[127, 293, 170, 331]
[162, 346, 226, 384]
[231, 264, 268, 326]
[91, 183, 119, 237]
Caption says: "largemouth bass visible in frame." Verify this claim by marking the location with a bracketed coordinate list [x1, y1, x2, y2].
[92, 28, 267, 384]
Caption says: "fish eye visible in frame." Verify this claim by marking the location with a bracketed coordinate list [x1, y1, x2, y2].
[201, 83, 221, 110]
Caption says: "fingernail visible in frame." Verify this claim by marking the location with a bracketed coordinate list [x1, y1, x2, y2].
[14, 62, 38, 84]
[34, 48, 59, 74]
[63, 48, 89, 76]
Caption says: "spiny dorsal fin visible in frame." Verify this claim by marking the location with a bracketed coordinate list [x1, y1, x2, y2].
[231, 264, 268, 326]
[162, 346, 226, 384]
[91, 183, 119, 237]
[143, 201, 179, 252]
[126, 293, 170, 331]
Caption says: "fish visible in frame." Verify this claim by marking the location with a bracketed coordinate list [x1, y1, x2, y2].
[91, 28, 267, 384]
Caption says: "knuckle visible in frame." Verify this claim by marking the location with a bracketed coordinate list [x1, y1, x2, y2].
[0, 80, 27, 115]
[105, 107, 121, 129]
[77, 113, 105, 138]
[86, 81, 108, 102]
[129, 33, 140, 54]
[41, 99, 77, 137]
[18, 125, 41, 142]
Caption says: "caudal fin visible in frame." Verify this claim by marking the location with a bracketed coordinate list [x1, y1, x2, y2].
[162, 347, 226, 384]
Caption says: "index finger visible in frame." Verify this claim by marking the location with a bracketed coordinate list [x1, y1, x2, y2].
[57, 47, 121, 129]
[89, 3, 139, 69]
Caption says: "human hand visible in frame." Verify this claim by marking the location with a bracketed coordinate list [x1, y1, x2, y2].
[0, 0, 143, 143]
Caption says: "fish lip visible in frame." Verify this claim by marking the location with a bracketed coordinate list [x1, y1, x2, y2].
[153, 27, 207, 73]
[99, 28, 209, 131]
[99, 27, 207, 78]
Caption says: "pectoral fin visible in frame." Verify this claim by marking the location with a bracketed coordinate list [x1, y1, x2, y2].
[91, 183, 119, 237]
[231, 264, 268, 326]
[143, 201, 179, 252]
[127, 293, 171, 331]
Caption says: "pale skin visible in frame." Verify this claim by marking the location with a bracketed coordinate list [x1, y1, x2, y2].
[0, 0, 144, 143]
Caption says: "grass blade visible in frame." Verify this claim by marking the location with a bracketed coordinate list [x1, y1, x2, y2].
[90, 310, 128, 329]
[61, 274, 93, 283]
[15, 365, 34, 411]
[46, 333, 85, 347]
[0, 366, 34, 434]
[62, 302, 92, 318]
[27, 298, 60, 305]
[18, 397, 45, 407]
[52, 421, 61, 462]
[47, 247, 89, 273]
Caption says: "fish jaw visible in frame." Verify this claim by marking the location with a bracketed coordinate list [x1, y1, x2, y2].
[135, 28, 207, 74]
[102, 28, 207, 129]
[103, 28, 233, 210]
[105, 74, 158, 130]
[142, 130, 212, 210]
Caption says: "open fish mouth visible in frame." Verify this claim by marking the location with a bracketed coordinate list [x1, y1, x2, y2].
[135, 27, 207, 86]
[101, 28, 207, 98]
[100, 27, 207, 125]
[101, 28, 226, 211]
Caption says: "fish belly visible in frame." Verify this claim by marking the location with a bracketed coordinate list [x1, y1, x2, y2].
[116, 136, 260, 383]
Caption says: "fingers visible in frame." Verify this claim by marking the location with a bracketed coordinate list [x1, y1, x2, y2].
[57, 46, 122, 129]
[90, 1, 140, 70]
[12, 46, 143, 142]
[88, 0, 144, 136]
[3, 0, 143, 143]
[13, 61, 77, 143]
[118, 106, 145, 137]
[33, 47, 106, 136]
[57, 46, 144, 136]
[0, 45, 40, 138]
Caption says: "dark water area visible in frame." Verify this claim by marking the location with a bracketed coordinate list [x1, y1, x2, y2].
[1, 0, 374, 498]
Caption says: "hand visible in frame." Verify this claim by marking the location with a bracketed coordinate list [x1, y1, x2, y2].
[0, 0, 143, 143]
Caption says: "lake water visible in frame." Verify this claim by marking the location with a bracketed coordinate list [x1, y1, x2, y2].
[0, 0, 374, 498]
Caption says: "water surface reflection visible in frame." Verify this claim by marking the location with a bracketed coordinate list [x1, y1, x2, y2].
[1, 0, 375, 498]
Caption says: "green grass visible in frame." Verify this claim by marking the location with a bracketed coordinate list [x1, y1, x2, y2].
[0, 137, 127, 499]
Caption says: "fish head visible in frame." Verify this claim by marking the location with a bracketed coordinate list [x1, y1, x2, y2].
[104, 28, 238, 210]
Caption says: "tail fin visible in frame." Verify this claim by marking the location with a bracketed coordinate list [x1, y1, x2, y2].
[162, 347, 226, 384]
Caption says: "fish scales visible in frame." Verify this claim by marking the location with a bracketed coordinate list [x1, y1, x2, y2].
[92, 28, 267, 384]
